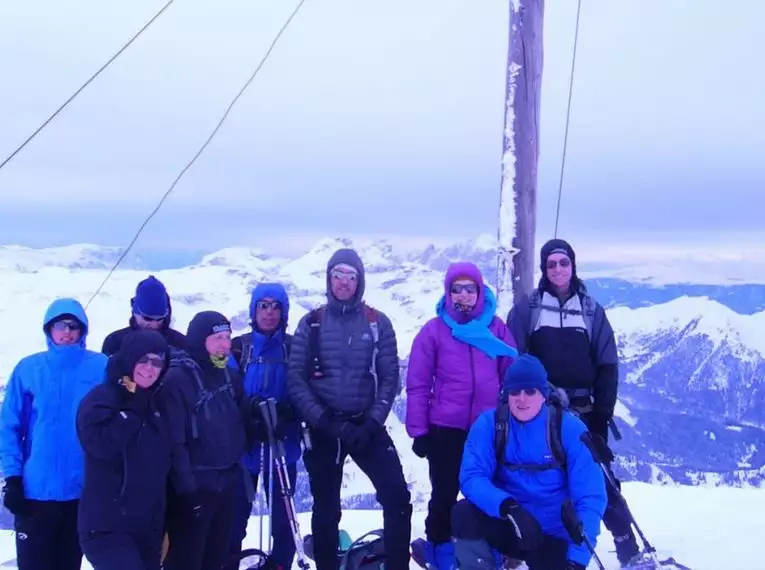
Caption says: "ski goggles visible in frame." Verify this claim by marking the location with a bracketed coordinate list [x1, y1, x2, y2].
[137, 354, 165, 368]
[255, 300, 282, 310]
[51, 319, 82, 332]
[330, 269, 357, 281]
[450, 283, 478, 294]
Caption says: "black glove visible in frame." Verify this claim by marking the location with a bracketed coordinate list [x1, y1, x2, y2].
[122, 387, 151, 416]
[345, 418, 382, 451]
[275, 401, 295, 423]
[499, 499, 543, 550]
[564, 561, 586, 570]
[412, 435, 430, 459]
[178, 491, 203, 520]
[587, 413, 611, 446]
[2, 476, 27, 517]
[314, 411, 354, 441]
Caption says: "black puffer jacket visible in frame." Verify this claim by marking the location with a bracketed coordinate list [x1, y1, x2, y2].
[159, 311, 247, 495]
[77, 330, 172, 534]
[287, 248, 400, 426]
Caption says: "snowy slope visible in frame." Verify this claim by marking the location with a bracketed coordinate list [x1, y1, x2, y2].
[0, 482, 756, 569]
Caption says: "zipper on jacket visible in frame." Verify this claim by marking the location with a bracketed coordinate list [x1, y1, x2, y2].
[468, 347, 477, 425]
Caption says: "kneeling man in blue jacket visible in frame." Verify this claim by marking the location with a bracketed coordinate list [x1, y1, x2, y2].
[453, 354, 607, 570]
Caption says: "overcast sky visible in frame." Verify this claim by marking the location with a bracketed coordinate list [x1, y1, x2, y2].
[0, 0, 762, 255]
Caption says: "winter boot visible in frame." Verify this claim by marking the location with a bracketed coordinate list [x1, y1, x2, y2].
[433, 541, 455, 570]
[453, 538, 496, 570]
[614, 531, 640, 567]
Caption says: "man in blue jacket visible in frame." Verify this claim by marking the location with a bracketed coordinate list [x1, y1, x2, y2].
[228, 283, 301, 569]
[453, 354, 607, 570]
[0, 298, 108, 570]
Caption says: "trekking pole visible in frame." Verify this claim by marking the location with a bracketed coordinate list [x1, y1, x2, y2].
[579, 432, 663, 567]
[267, 445, 274, 554]
[258, 398, 311, 570]
[560, 500, 606, 570]
[258, 444, 266, 554]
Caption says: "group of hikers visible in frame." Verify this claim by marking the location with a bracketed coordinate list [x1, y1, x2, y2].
[0, 238, 640, 570]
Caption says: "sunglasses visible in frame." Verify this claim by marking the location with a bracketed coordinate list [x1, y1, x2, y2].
[256, 300, 281, 310]
[137, 354, 165, 368]
[508, 388, 539, 397]
[546, 258, 571, 269]
[51, 320, 81, 332]
[330, 270, 357, 281]
[451, 283, 478, 295]
[136, 312, 166, 322]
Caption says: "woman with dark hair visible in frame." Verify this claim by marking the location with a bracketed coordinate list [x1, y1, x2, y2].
[506, 238, 640, 566]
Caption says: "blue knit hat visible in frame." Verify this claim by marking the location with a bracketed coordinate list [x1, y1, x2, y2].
[132, 276, 169, 319]
[502, 354, 551, 397]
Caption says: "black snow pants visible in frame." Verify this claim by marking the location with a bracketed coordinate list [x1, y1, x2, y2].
[163, 477, 238, 570]
[424, 425, 468, 545]
[580, 413, 639, 564]
[304, 426, 412, 570]
[451, 499, 569, 570]
[14, 499, 82, 570]
[80, 529, 164, 570]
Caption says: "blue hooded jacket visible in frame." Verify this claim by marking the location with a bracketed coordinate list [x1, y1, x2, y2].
[229, 283, 301, 469]
[0, 298, 108, 501]
[459, 405, 607, 567]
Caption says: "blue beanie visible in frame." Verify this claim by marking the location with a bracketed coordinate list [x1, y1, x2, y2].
[133, 276, 170, 319]
[502, 354, 551, 397]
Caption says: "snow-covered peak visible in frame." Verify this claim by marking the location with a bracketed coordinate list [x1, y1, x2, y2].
[0, 243, 145, 272]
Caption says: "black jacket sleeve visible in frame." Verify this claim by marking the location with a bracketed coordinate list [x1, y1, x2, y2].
[101, 332, 119, 357]
[158, 368, 197, 495]
[590, 303, 619, 419]
[286, 315, 327, 426]
[76, 384, 144, 460]
[506, 295, 532, 354]
[367, 312, 400, 426]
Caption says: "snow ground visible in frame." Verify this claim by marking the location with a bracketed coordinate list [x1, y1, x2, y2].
[0, 482, 752, 569]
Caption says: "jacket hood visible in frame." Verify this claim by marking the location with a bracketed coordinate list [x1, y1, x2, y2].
[43, 298, 89, 349]
[108, 329, 169, 383]
[325, 248, 365, 313]
[443, 261, 485, 322]
[185, 310, 231, 365]
[249, 282, 290, 331]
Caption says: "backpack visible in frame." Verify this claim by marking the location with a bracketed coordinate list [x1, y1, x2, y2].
[232, 332, 292, 376]
[528, 289, 596, 341]
[186, 363, 237, 441]
[493, 398, 568, 484]
[306, 304, 380, 382]
[339, 529, 386, 570]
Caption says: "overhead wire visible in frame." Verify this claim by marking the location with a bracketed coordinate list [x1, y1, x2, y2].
[0, 0, 175, 173]
[552, 0, 583, 238]
[85, 0, 309, 309]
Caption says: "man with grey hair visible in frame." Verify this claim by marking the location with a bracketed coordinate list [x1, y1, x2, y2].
[287, 248, 412, 570]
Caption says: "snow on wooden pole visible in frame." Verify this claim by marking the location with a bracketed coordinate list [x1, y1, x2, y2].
[496, 0, 544, 319]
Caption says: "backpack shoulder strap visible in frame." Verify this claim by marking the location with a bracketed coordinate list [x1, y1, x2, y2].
[493, 405, 509, 482]
[580, 293, 596, 341]
[528, 289, 542, 334]
[234, 333, 253, 374]
[307, 306, 326, 378]
[363, 304, 381, 385]
[546, 403, 567, 468]
[283, 333, 292, 360]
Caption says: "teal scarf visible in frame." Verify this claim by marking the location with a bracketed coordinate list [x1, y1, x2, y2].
[437, 287, 519, 359]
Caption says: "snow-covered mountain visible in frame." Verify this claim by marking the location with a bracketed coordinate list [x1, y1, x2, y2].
[0, 236, 764, 514]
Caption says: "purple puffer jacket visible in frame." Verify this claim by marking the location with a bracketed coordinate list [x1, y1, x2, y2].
[405, 315, 517, 438]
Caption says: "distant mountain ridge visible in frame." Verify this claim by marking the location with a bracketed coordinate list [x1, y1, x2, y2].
[0, 235, 763, 514]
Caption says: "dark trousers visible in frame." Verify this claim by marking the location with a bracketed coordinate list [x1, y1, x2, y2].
[579, 413, 638, 562]
[80, 529, 163, 570]
[304, 427, 412, 570]
[424, 425, 468, 545]
[230, 462, 299, 569]
[163, 479, 238, 570]
[14, 499, 82, 570]
[451, 499, 568, 570]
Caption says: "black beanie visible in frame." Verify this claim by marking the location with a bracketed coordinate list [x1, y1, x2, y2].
[186, 311, 231, 355]
[114, 330, 168, 378]
[540, 238, 576, 272]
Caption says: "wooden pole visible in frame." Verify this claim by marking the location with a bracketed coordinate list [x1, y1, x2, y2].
[496, 0, 544, 319]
